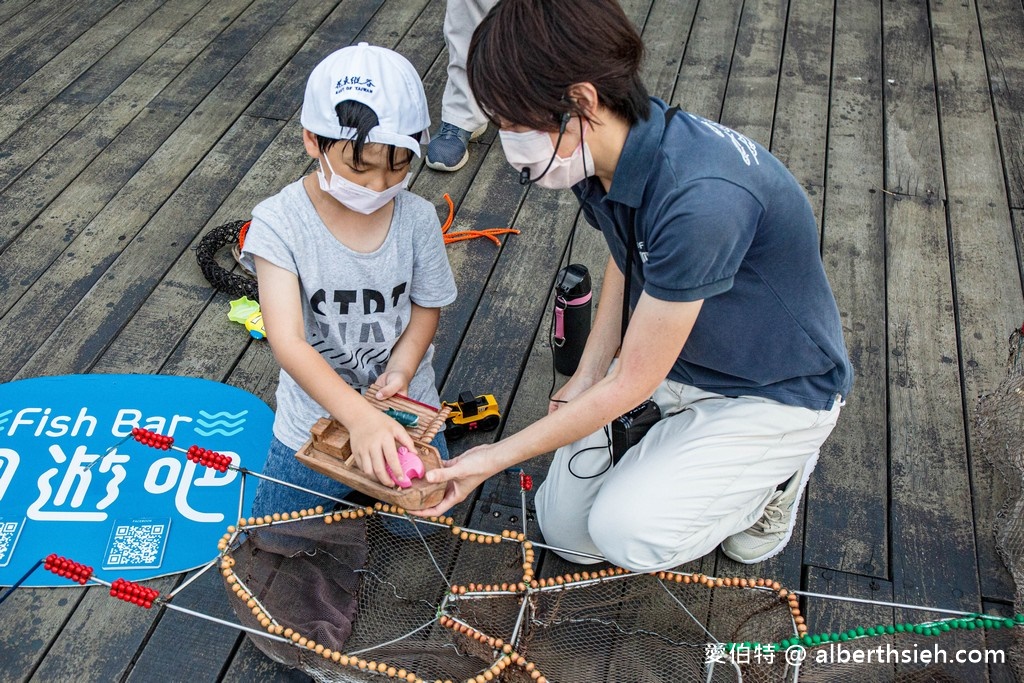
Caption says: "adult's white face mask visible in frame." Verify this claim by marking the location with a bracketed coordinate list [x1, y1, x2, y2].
[317, 154, 408, 214]
[499, 122, 592, 190]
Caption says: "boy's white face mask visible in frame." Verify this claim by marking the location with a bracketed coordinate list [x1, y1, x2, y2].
[317, 154, 408, 214]
[499, 121, 591, 190]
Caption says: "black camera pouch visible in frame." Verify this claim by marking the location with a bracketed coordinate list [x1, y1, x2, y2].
[610, 399, 662, 465]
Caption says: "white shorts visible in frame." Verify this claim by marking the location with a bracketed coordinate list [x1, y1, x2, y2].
[534, 378, 842, 572]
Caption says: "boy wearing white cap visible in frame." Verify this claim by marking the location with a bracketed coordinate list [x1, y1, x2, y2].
[240, 44, 458, 514]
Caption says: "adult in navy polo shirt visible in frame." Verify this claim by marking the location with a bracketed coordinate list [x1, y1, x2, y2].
[417, 0, 853, 572]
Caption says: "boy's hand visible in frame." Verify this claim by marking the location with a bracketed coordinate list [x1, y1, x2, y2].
[375, 370, 410, 400]
[347, 407, 417, 487]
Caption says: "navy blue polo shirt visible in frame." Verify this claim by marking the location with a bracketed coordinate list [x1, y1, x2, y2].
[574, 98, 852, 410]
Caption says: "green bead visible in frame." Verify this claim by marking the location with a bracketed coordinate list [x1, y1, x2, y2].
[810, 634, 821, 645]
[1004, 618, 1015, 628]
[830, 633, 840, 642]
[802, 635, 813, 646]
[839, 633, 849, 642]
[940, 623, 950, 632]
[913, 625, 923, 634]
[895, 624, 905, 633]
[856, 627, 865, 636]
[966, 621, 976, 630]
[1014, 614, 1024, 623]
[866, 627, 877, 636]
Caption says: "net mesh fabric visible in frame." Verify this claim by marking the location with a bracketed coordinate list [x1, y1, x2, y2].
[222, 510, 809, 682]
[974, 326, 1024, 680]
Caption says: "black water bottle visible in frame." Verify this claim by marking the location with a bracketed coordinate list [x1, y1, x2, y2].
[552, 264, 592, 375]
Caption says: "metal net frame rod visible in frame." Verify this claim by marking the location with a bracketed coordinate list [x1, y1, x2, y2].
[790, 590, 983, 617]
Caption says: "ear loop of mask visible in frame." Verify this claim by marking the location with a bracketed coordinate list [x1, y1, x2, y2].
[518, 111, 572, 185]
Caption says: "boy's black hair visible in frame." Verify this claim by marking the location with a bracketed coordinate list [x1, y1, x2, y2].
[467, 0, 650, 131]
[315, 100, 419, 170]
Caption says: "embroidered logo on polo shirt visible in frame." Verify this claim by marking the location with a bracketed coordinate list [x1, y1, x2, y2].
[693, 116, 760, 167]
[638, 241, 649, 263]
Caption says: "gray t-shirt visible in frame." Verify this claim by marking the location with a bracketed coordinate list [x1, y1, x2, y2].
[240, 179, 458, 450]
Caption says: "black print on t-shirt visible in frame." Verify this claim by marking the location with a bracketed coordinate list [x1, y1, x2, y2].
[307, 283, 409, 389]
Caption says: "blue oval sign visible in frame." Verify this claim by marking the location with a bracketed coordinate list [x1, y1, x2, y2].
[0, 375, 273, 587]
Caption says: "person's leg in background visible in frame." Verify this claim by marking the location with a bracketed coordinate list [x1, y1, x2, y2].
[425, 0, 500, 172]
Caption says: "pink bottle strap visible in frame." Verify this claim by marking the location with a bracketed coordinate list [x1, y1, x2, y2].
[553, 291, 591, 345]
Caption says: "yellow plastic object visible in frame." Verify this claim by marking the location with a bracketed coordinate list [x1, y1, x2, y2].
[228, 296, 266, 340]
[442, 391, 501, 439]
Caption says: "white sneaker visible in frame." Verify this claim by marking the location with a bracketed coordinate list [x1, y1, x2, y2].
[721, 459, 816, 564]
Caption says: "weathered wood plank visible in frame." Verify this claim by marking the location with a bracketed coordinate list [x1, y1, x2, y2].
[802, 567, 895, 682]
[804, 0, 888, 579]
[931, 0, 1024, 605]
[0, 0, 78, 64]
[982, 600, 1018, 683]
[0, 0, 296, 285]
[884, 195, 976, 596]
[426, 147, 529, 382]
[886, 192, 986, 678]
[718, 0, 787, 146]
[882, 0, 945, 200]
[0, 0, 219, 190]
[770, 0, 832, 221]
[640, 0, 698, 100]
[0, 0, 44, 27]
[0, 0, 123, 98]
[124, 569, 243, 682]
[883, 7, 981, 656]
[0, 0, 170, 146]
[978, 0, 1024, 210]
[244, 0, 413, 121]
[0, 0, 335, 381]
[0, 587, 88, 682]
[668, 0, 744, 119]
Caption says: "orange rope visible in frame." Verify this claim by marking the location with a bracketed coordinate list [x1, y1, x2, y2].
[441, 193, 520, 246]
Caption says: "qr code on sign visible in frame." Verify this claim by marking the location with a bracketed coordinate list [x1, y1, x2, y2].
[0, 518, 24, 567]
[103, 519, 171, 570]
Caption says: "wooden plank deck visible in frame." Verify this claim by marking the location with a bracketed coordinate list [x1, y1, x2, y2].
[1, 0, 1022, 680]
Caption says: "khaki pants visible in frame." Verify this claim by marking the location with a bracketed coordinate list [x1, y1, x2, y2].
[535, 379, 842, 572]
[441, 0, 500, 131]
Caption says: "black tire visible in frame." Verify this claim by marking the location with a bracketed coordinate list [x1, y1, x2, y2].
[445, 420, 467, 440]
[478, 415, 500, 431]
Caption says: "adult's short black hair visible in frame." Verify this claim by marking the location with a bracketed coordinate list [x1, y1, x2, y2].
[467, 0, 650, 131]
[315, 100, 419, 170]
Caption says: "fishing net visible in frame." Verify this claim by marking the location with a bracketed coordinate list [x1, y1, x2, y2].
[219, 505, 807, 683]
[974, 325, 1024, 680]
[221, 505, 1020, 683]
[195, 219, 259, 300]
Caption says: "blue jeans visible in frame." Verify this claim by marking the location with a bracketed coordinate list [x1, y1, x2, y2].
[252, 433, 450, 516]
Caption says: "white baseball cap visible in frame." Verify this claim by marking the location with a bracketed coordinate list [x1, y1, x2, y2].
[301, 43, 430, 156]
